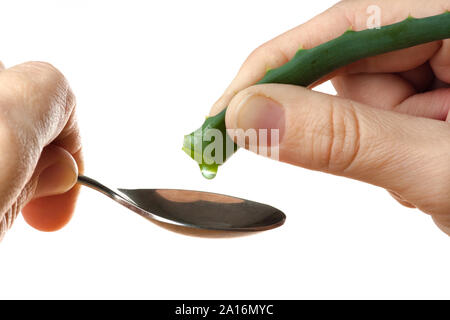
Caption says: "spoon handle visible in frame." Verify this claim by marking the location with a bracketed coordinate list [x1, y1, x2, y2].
[77, 175, 125, 202]
[77, 175, 156, 223]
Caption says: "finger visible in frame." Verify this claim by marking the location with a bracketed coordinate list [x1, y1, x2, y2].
[0, 61, 4, 71]
[394, 88, 450, 121]
[332, 63, 435, 106]
[0, 62, 79, 235]
[22, 149, 81, 232]
[398, 62, 435, 92]
[21, 186, 81, 233]
[430, 39, 450, 84]
[332, 62, 441, 111]
[210, 0, 449, 115]
[225, 83, 450, 216]
[29, 145, 78, 200]
[21, 107, 83, 232]
[332, 73, 415, 110]
[0, 145, 78, 237]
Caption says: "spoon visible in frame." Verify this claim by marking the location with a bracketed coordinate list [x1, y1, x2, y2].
[77, 175, 286, 232]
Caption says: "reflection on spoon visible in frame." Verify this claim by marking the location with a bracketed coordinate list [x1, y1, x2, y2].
[156, 189, 243, 204]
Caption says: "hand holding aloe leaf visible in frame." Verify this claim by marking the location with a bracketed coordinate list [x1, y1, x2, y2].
[184, 0, 450, 235]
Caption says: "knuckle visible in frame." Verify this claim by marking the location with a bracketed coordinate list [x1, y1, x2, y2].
[246, 42, 290, 71]
[244, 44, 269, 69]
[11, 61, 74, 135]
[0, 180, 36, 242]
[22, 61, 69, 96]
[323, 100, 361, 172]
[247, 44, 267, 61]
[329, 1, 357, 32]
[22, 61, 63, 79]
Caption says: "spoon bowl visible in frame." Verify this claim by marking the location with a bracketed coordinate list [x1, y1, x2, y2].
[78, 175, 286, 232]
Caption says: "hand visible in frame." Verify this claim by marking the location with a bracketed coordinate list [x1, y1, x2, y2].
[0, 61, 83, 240]
[210, 0, 450, 235]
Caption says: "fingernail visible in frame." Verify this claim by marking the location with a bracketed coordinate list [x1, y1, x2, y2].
[34, 162, 78, 198]
[229, 93, 285, 145]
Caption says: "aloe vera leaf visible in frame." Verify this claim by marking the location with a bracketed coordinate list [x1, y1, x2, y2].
[183, 12, 450, 178]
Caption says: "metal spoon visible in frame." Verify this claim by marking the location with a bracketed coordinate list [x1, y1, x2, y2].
[77, 175, 286, 232]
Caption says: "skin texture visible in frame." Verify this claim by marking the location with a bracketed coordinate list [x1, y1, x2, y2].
[211, 0, 450, 235]
[0, 61, 83, 240]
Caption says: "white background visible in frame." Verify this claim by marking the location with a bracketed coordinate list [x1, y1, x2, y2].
[0, 0, 449, 299]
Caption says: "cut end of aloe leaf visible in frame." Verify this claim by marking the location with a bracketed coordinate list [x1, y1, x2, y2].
[182, 108, 237, 180]
[182, 132, 220, 179]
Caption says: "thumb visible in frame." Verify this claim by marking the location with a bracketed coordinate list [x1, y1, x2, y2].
[31, 144, 78, 199]
[0, 144, 78, 239]
[225, 84, 450, 216]
[22, 144, 78, 232]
